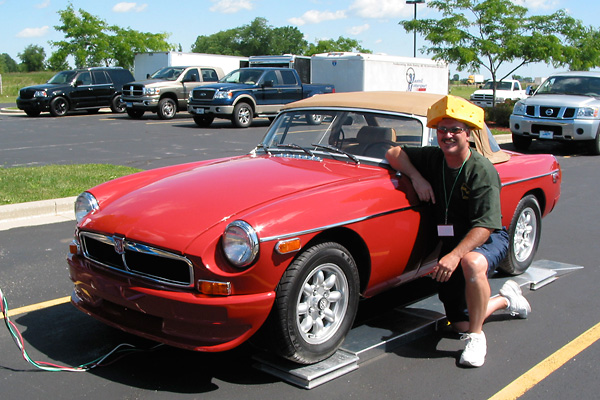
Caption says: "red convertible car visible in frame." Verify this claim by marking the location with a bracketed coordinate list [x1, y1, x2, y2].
[68, 91, 561, 364]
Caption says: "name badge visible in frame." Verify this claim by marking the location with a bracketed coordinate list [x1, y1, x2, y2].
[437, 224, 454, 237]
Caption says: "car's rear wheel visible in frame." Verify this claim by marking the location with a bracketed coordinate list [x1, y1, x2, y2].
[157, 98, 176, 119]
[512, 133, 532, 151]
[193, 115, 214, 127]
[110, 95, 126, 113]
[126, 109, 145, 119]
[232, 102, 253, 128]
[49, 96, 68, 117]
[269, 242, 359, 364]
[498, 195, 541, 275]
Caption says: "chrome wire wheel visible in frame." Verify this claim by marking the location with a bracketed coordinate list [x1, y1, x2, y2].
[296, 263, 349, 345]
[513, 206, 538, 263]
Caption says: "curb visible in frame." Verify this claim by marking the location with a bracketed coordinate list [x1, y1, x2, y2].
[0, 197, 76, 231]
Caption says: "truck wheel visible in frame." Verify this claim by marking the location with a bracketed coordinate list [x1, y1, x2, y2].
[193, 115, 214, 127]
[232, 102, 253, 128]
[110, 95, 126, 113]
[49, 96, 68, 117]
[498, 195, 541, 275]
[268, 242, 359, 364]
[157, 98, 177, 119]
[512, 133, 532, 151]
[126, 109, 145, 119]
[588, 132, 600, 155]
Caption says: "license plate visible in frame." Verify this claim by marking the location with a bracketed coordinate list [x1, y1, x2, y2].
[194, 108, 204, 114]
[539, 130, 553, 139]
[126, 102, 132, 107]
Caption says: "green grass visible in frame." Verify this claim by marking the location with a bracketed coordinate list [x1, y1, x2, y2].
[0, 164, 142, 205]
[0, 71, 55, 104]
[449, 84, 477, 99]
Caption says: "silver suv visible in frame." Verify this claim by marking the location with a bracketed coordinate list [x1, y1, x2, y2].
[510, 71, 600, 155]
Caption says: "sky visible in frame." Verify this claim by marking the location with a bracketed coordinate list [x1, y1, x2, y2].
[1, 0, 600, 80]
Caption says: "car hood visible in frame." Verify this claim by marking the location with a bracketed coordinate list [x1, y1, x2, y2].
[82, 155, 381, 252]
[125, 79, 179, 87]
[525, 94, 600, 106]
[203, 83, 256, 91]
[22, 83, 71, 92]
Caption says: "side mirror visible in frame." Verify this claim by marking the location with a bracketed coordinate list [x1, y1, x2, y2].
[75, 80, 83, 87]
[526, 85, 534, 96]
[262, 80, 274, 88]
[146, 73, 151, 79]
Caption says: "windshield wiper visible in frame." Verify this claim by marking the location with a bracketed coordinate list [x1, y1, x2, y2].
[311, 143, 360, 165]
[276, 143, 315, 157]
[255, 143, 272, 156]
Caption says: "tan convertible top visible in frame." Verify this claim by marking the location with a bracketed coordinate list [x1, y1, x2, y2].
[283, 91, 510, 164]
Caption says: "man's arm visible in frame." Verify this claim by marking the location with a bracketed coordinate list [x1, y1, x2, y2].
[385, 146, 436, 204]
[431, 226, 493, 282]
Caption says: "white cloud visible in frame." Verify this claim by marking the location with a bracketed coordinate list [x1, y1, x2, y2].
[35, 0, 50, 9]
[288, 10, 347, 26]
[113, 2, 148, 13]
[348, 24, 370, 35]
[512, 0, 559, 10]
[349, 0, 413, 19]
[209, 0, 253, 14]
[16, 26, 50, 38]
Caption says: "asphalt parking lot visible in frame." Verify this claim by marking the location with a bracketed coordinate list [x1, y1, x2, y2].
[1, 107, 599, 399]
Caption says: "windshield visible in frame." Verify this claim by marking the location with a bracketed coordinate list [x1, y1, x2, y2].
[535, 75, 600, 96]
[47, 71, 77, 84]
[149, 67, 186, 81]
[482, 81, 513, 90]
[259, 109, 425, 160]
[220, 69, 264, 84]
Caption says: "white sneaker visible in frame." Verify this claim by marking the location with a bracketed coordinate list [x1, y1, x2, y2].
[500, 280, 531, 319]
[459, 332, 486, 367]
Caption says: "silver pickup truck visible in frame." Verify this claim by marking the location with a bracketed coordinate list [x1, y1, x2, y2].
[510, 71, 600, 155]
[121, 66, 224, 119]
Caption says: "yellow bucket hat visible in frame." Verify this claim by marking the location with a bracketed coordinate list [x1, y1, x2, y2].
[426, 95, 484, 130]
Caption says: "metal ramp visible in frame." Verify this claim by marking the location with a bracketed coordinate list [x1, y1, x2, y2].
[253, 260, 583, 389]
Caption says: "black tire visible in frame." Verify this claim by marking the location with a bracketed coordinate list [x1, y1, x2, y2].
[110, 95, 126, 113]
[24, 109, 41, 117]
[157, 98, 177, 119]
[588, 132, 600, 155]
[193, 115, 214, 127]
[512, 133, 532, 151]
[269, 242, 359, 364]
[498, 195, 542, 275]
[126, 109, 145, 119]
[232, 102, 253, 128]
[49, 96, 68, 117]
[86, 108, 100, 114]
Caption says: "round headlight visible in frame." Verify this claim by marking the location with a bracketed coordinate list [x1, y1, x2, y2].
[74, 192, 99, 223]
[222, 220, 259, 268]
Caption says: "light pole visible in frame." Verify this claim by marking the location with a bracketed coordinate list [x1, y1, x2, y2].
[406, 0, 425, 58]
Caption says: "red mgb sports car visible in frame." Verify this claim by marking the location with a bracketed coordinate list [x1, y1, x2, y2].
[68, 92, 561, 364]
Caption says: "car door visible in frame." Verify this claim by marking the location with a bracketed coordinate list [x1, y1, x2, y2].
[90, 70, 113, 107]
[69, 71, 94, 108]
[181, 68, 203, 104]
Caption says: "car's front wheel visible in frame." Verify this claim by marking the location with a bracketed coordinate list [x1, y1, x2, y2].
[588, 131, 600, 155]
[269, 242, 359, 364]
[157, 98, 177, 119]
[24, 109, 41, 117]
[126, 109, 145, 119]
[193, 115, 214, 127]
[232, 102, 253, 128]
[498, 195, 541, 275]
[49, 96, 68, 117]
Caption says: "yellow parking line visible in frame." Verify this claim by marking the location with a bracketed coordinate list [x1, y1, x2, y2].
[1, 296, 71, 319]
[489, 321, 600, 400]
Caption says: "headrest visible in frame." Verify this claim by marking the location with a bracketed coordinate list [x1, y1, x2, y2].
[356, 126, 397, 143]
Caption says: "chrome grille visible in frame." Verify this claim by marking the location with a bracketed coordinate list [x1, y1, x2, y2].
[79, 232, 194, 287]
[124, 84, 145, 97]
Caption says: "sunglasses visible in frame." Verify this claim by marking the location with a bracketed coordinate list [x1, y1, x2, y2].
[436, 126, 467, 134]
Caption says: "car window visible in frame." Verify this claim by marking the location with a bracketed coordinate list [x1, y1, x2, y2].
[183, 68, 199, 82]
[262, 70, 279, 85]
[263, 110, 424, 159]
[92, 70, 110, 85]
[76, 72, 92, 86]
[201, 69, 219, 82]
[280, 70, 298, 85]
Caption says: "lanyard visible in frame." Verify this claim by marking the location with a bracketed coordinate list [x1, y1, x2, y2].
[442, 151, 470, 224]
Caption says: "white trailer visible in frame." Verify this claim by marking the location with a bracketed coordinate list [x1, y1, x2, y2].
[133, 52, 248, 81]
[311, 52, 448, 94]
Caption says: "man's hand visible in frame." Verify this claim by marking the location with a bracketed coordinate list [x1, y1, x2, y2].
[410, 174, 436, 204]
[431, 253, 460, 282]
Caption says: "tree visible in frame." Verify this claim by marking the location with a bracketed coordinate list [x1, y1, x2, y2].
[305, 37, 371, 56]
[50, 4, 172, 69]
[18, 45, 46, 71]
[191, 17, 369, 57]
[401, 0, 600, 106]
[0, 53, 19, 73]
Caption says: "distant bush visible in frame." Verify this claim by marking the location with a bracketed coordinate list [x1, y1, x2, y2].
[484, 99, 516, 127]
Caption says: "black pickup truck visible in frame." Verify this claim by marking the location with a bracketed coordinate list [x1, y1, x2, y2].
[187, 67, 334, 128]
